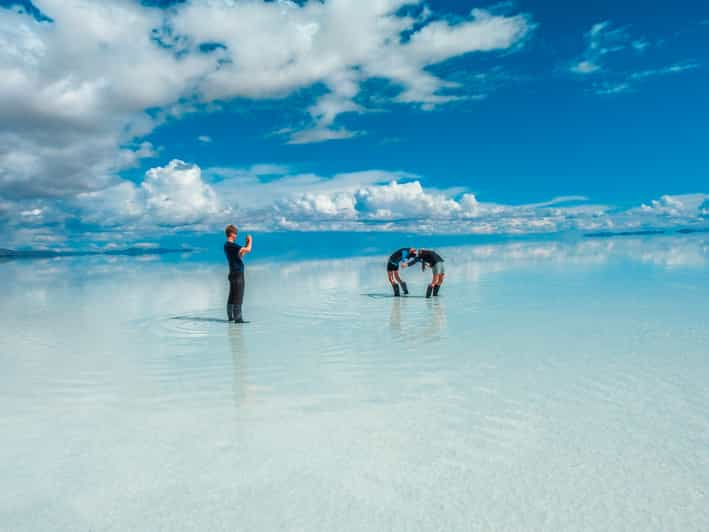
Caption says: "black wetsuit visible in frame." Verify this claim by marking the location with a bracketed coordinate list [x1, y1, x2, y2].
[407, 249, 444, 268]
[224, 241, 245, 306]
[387, 248, 412, 271]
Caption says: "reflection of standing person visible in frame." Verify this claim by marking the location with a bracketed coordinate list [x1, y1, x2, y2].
[386, 247, 415, 296]
[224, 225, 252, 323]
[228, 326, 248, 407]
[406, 249, 445, 298]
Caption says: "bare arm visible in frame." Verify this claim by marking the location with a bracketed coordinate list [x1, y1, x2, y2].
[404, 257, 418, 268]
[239, 235, 252, 257]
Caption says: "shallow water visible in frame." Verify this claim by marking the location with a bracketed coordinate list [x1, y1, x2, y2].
[1, 235, 708, 531]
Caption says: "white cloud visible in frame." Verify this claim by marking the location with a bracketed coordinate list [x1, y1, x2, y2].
[568, 21, 699, 95]
[568, 21, 700, 95]
[629, 62, 700, 80]
[0, 2, 201, 200]
[570, 61, 601, 75]
[197, 135, 212, 143]
[210, 167, 416, 212]
[178, 2, 532, 142]
[2, 157, 706, 246]
[0, 0, 533, 200]
[142, 160, 223, 225]
[201, 164, 707, 235]
[286, 127, 362, 145]
[354, 181, 464, 219]
[76, 159, 226, 228]
[636, 193, 708, 217]
[569, 21, 629, 76]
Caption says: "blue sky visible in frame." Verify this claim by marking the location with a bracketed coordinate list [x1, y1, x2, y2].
[0, 0, 707, 248]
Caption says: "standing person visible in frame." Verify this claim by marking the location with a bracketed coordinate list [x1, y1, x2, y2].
[224, 225, 252, 323]
[386, 247, 415, 296]
[406, 249, 445, 298]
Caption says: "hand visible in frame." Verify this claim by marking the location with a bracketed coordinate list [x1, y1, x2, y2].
[246, 234, 252, 242]
[401, 263, 407, 269]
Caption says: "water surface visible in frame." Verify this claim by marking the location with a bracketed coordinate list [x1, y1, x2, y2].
[1, 235, 708, 530]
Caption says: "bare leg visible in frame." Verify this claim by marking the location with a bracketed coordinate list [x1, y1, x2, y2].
[432, 274, 444, 296]
[387, 271, 400, 296]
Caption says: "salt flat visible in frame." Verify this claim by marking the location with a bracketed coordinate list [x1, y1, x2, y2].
[1, 235, 707, 531]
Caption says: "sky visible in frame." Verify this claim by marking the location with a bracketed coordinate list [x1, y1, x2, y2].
[0, 0, 707, 249]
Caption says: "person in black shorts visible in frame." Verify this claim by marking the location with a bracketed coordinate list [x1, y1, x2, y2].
[224, 224, 252, 323]
[386, 247, 415, 296]
[405, 249, 445, 298]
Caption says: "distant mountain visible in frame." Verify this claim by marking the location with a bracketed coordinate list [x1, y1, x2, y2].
[584, 230, 666, 238]
[584, 228, 708, 238]
[676, 228, 709, 234]
[0, 247, 193, 261]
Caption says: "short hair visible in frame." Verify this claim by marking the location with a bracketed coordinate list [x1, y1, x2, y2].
[225, 224, 238, 238]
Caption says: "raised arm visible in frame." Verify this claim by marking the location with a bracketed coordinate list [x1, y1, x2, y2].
[239, 235, 252, 257]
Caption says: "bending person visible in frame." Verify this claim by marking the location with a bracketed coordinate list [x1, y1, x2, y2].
[406, 249, 445, 298]
[224, 224, 253, 323]
[386, 247, 415, 296]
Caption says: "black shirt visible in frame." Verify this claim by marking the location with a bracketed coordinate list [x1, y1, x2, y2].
[224, 241, 244, 273]
[388, 248, 412, 266]
[407, 249, 443, 267]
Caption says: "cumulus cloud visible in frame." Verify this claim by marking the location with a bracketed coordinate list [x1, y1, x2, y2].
[1, 2, 705, 247]
[2, 157, 706, 247]
[141, 160, 223, 225]
[174, 1, 532, 140]
[0, 1, 533, 206]
[76, 159, 226, 229]
[0, 1, 200, 201]
[636, 193, 708, 218]
[266, 178, 706, 235]
[202, 164, 707, 235]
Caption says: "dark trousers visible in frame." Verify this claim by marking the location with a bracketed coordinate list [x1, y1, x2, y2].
[228, 271, 245, 305]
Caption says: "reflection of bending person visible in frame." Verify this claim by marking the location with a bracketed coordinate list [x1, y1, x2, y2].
[407, 249, 445, 298]
[386, 247, 415, 296]
[224, 224, 253, 323]
[389, 297, 402, 335]
[424, 299, 446, 338]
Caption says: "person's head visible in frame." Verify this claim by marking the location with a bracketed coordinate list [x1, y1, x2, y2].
[409, 247, 417, 256]
[225, 224, 238, 241]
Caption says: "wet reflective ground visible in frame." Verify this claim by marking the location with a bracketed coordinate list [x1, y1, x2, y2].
[1, 235, 708, 530]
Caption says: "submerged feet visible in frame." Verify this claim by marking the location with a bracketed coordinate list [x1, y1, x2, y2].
[426, 285, 433, 298]
[392, 283, 401, 297]
[399, 281, 408, 295]
[227, 304, 246, 323]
